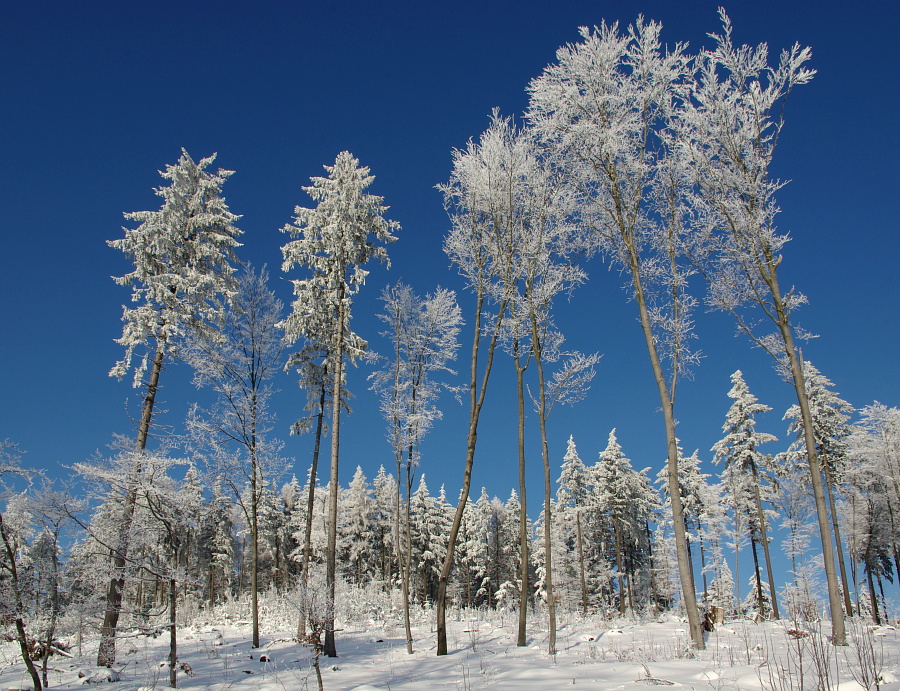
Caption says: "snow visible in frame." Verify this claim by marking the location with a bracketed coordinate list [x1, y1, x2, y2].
[3, 612, 898, 690]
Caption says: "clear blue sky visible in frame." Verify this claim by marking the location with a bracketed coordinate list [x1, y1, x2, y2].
[2, 0, 898, 559]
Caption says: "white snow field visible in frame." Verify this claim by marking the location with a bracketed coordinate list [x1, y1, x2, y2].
[2, 601, 899, 691]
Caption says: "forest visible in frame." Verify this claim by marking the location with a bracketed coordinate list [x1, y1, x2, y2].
[2, 9, 899, 691]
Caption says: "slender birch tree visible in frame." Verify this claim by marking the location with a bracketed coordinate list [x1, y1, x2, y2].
[434, 118, 519, 655]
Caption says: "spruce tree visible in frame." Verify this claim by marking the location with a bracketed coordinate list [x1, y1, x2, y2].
[280, 151, 397, 656]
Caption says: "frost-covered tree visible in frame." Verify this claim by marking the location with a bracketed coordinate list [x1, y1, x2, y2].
[435, 118, 521, 654]
[456, 489, 489, 608]
[557, 436, 590, 614]
[711, 370, 780, 619]
[183, 265, 285, 648]
[528, 17, 705, 647]
[656, 444, 718, 615]
[370, 281, 461, 652]
[707, 559, 736, 615]
[780, 361, 855, 617]
[597, 430, 658, 614]
[0, 443, 46, 691]
[677, 12, 846, 642]
[340, 466, 374, 585]
[371, 466, 397, 587]
[102, 150, 242, 666]
[848, 404, 900, 595]
[280, 151, 397, 656]
[741, 574, 774, 620]
[198, 479, 234, 605]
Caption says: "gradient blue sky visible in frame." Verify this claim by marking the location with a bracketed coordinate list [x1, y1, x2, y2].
[2, 0, 898, 563]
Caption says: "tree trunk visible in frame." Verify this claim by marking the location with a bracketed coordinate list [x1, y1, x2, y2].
[613, 515, 626, 615]
[402, 453, 414, 654]
[750, 537, 765, 618]
[15, 617, 42, 691]
[767, 269, 846, 645]
[750, 464, 780, 619]
[530, 325, 556, 655]
[514, 340, 529, 647]
[1, 512, 43, 691]
[577, 511, 588, 615]
[323, 302, 344, 658]
[631, 262, 704, 648]
[299, 382, 326, 638]
[98, 340, 165, 667]
[436, 296, 505, 656]
[41, 531, 60, 689]
[646, 521, 660, 614]
[823, 463, 853, 617]
[169, 576, 177, 688]
[251, 455, 260, 648]
[866, 552, 880, 625]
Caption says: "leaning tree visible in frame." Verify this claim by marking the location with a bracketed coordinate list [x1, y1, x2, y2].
[102, 149, 242, 666]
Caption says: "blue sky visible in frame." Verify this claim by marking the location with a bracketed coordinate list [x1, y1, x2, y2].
[2, 0, 898, 581]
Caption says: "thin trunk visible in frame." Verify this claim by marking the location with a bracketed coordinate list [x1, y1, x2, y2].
[734, 516, 742, 614]
[823, 463, 853, 617]
[577, 511, 588, 615]
[530, 324, 556, 655]
[750, 463, 780, 619]
[324, 299, 344, 658]
[169, 576, 177, 687]
[613, 515, 626, 615]
[1, 512, 43, 691]
[646, 521, 660, 614]
[699, 532, 708, 600]
[770, 276, 846, 644]
[513, 338, 529, 647]
[42, 535, 60, 688]
[436, 293, 505, 655]
[402, 450, 414, 653]
[299, 382, 326, 638]
[251, 457, 259, 648]
[630, 260, 704, 648]
[750, 537, 765, 618]
[866, 555, 880, 624]
[15, 617, 42, 691]
[98, 340, 165, 667]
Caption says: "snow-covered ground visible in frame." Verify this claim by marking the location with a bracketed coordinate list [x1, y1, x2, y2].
[3, 609, 899, 690]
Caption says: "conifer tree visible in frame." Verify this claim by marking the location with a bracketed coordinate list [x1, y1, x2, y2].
[597, 430, 657, 614]
[557, 436, 591, 614]
[712, 370, 780, 619]
[781, 361, 855, 617]
[102, 150, 242, 666]
[280, 151, 397, 656]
